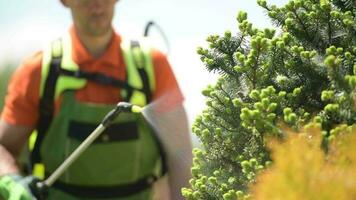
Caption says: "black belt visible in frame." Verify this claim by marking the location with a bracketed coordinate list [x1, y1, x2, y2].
[50, 174, 157, 198]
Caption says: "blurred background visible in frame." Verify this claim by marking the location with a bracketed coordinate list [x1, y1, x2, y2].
[0, 0, 287, 135]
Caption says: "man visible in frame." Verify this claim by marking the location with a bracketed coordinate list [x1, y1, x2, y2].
[0, 0, 192, 199]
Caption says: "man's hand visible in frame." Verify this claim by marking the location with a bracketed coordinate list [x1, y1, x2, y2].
[0, 174, 39, 200]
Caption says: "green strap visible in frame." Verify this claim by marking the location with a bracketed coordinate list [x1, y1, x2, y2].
[40, 33, 87, 99]
[121, 38, 155, 106]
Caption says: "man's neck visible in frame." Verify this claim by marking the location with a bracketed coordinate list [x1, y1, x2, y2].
[76, 28, 113, 58]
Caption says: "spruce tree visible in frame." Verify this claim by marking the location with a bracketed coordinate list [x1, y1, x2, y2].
[182, 0, 356, 199]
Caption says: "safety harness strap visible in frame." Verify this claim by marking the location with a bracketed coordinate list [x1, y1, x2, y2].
[51, 174, 157, 198]
[130, 40, 152, 102]
[58, 67, 138, 91]
[31, 39, 62, 167]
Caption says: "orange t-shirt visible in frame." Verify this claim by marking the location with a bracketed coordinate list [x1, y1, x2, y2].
[1, 27, 184, 126]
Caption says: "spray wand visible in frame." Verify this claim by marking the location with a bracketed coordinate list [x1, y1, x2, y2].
[31, 102, 143, 199]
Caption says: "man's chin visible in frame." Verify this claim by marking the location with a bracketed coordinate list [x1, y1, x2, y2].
[87, 25, 112, 37]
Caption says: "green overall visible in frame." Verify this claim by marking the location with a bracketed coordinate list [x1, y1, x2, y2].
[29, 34, 165, 199]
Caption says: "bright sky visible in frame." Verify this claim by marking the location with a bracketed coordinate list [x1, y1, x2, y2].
[0, 0, 288, 128]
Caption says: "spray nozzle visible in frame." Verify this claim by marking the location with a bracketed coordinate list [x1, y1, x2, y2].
[116, 102, 143, 113]
[102, 102, 143, 127]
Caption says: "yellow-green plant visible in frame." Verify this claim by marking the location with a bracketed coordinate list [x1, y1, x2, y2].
[252, 125, 356, 200]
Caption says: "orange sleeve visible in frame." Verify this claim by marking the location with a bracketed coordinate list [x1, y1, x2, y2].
[151, 49, 184, 112]
[1, 52, 42, 127]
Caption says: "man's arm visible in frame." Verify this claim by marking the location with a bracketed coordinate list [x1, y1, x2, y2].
[0, 120, 33, 176]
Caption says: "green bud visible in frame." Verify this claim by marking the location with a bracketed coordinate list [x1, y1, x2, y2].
[203, 113, 212, 122]
[223, 193, 233, 200]
[250, 158, 258, 167]
[224, 30, 232, 38]
[276, 75, 288, 84]
[257, 0, 267, 7]
[288, 113, 297, 123]
[267, 86, 276, 94]
[336, 47, 344, 54]
[191, 166, 200, 177]
[261, 38, 268, 47]
[232, 98, 242, 107]
[254, 102, 264, 111]
[283, 107, 292, 115]
[321, 90, 334, 101]
[234, 65, 244, 73]
[260, 89, 269, 98]
[324, 103, 339, 113]
[264, 28, 276, 39]
[238, 54, 245, 62]
[221, 183, 228, 191]
[267, 113, 276, 121]
[321, 1, 331, 10]
[326, 46, 336, 55]
[261, 98, 270, 108]
[256, 165, 264, 172]
[201, 176, 208, 184]
[308, 11, 316, 18]
[181, 188, 193, 198]
[330, 11, 340, 18]
[270, 38, 278, 46]
[236, 191, 244, 199]
[303, 112, 310, 119]
[268, 11, 278, 18]
[345, 52, 352, 60]
[196, 47, 204, 55]
[314, 116, 322, 123]
[215, 128, 222, 137]
[276, 41, 285, 49]
[343, 19, 353, 26]
[202, 129, 210, 138]
[300, 51, 311, 58]
[203, 58, 213, 66]
[251, 38, 257, 48]
[249, 90, 260, 100]
[285, 18, 293, 27]
[291, 45, 299, 53]
[293, 87, 302, 96]
[345, 75, 356, 87]
[210, 91, 218, 97]
[278, 91, 286, 99]
[228, 177, 236, 184]
[201, 88, 211, 97]
[241, 160, 251, 171]
[251, 109, 260, 118]
[237, 11, 248, 22]
[265, 161, 273, 167]
[267, 103, 278, 112]
[344, 11, 352, 17]
[213, 170, 221, 176]
[328, 135, 336, 142]
[324, 55, 337, 68]
[208, 176, 218, 184]
[240, 113, 249, 121]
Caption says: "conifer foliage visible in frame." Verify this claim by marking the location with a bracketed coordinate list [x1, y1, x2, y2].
[182, 0, 356, 199]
